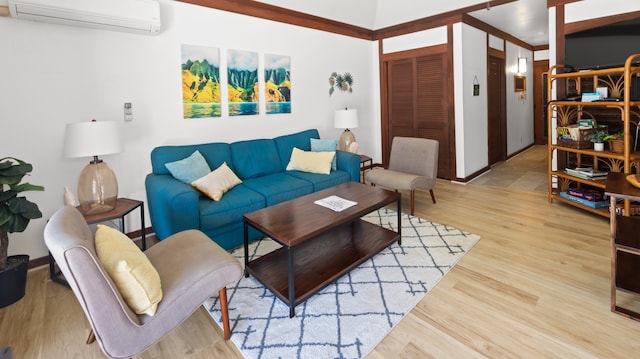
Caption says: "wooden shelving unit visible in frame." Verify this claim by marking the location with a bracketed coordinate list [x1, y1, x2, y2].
[547, 54, 640, 217]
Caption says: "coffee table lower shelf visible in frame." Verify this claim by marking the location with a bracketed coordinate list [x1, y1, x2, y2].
[245, 219, 400, 317]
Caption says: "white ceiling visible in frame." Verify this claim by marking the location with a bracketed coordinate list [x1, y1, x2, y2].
[253, 0, 549, 46]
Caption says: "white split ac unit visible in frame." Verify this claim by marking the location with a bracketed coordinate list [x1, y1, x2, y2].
[7, 0, 161, 35]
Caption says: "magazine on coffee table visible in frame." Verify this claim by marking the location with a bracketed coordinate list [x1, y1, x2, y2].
[314, 195, 357, 212]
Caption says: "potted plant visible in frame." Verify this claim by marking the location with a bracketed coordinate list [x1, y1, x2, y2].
[604, 132, 624, 153]
[589, 130, 607, 151]
[0, 157, 44, 308]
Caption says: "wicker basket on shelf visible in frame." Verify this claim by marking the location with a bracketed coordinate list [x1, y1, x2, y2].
[556, 127, 600, 149]
[609, 139, 624, 153]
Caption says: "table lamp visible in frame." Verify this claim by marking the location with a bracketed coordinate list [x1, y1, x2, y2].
[64, 119, 122, 215]
[334, 108, 359, 151]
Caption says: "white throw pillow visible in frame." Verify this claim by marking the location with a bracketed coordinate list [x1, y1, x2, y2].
[191, 162, 242, 201]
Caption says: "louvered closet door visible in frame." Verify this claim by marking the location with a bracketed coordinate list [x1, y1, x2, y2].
[388, 59, 414, 139]
[386, 54, 451, 179]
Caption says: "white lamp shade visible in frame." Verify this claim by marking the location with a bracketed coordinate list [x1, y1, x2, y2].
[334, 108, 359, 129]
[64, 120, 122, 158]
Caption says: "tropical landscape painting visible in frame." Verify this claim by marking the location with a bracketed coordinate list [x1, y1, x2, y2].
[264, 54, 291, 114]
[227, 49, 259, 116]
[181, 44, 220, 119]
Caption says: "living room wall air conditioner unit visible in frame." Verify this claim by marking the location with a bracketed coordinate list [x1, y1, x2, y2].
[7, 0, 161, 35]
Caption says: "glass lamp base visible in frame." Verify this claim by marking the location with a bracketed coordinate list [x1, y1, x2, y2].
[338, 129, 356, 152]
[77, 160, 118, 215]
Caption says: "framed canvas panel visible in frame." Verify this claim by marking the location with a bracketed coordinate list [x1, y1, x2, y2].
[228, 49, 259, 116]
[181, 45, 221, 119]
[264, 54, 291, 114]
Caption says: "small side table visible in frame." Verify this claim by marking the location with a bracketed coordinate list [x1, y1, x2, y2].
[360, 155, 373, 183]
[49, 198, 146, 287]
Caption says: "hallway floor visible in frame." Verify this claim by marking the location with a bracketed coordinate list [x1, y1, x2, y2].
[469, 145, 548, 193]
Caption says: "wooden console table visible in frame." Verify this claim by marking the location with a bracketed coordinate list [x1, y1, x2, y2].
[605, 172, 640, 321]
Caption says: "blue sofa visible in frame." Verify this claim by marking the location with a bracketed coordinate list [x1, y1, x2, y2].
[145, 129, 361, 250]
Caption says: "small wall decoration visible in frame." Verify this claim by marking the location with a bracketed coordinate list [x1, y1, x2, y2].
[329, 72, 354, 96]
[473, 75, 480, 96]
[181, 45, 221, 119]
[228, 49, 259, 116]
[264, 54, 291, 114]
[514, 75, 526, 92]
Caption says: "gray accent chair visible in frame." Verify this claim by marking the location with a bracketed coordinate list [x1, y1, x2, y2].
[44, 206, 243, 359]
[365, 137, 439, 215]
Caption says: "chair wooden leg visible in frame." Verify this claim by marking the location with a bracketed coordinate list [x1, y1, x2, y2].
[410, 190, 415, 216]
[430, 189, 436, 204]
[86, 329, 96, 344]
[219, 287, 231, 340]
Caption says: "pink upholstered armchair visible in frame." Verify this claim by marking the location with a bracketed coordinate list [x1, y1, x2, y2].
[44, 206, 242, 359]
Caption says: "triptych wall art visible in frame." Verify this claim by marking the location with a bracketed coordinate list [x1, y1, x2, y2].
[181, 44, 291, 119]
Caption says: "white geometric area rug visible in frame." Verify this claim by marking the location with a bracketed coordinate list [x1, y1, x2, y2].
[204, 208, 480, 359]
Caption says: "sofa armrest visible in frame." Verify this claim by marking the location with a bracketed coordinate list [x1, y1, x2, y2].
[145, 174, 200, 240]
[336, 150, 360, 182]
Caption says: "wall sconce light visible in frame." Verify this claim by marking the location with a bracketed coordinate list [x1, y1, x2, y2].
[518, 57, 527, 74]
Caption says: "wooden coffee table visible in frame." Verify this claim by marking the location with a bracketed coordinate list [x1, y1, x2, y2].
[243, 181, 401, 317]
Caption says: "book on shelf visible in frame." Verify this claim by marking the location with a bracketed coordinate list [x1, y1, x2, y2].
[559, 191, 609, 208]
[579, 169, 608, 177]
[563, 167, 608, 180]
[615, 202, 640, 216]
[567, 187, 607, 202]
[576, 119, 595, 128]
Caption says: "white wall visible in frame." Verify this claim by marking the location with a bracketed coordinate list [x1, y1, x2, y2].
[454, 24, 533, 178]
[454, 23, 488, 178]
[565, 0, 640, 23]
[0, 0, 376, 260]
[505, 41, 534, 155]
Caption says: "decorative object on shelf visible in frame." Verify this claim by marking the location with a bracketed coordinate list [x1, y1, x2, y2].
[328, 72, 354, 96]
[334, 108, 359, 151]
[63, 186, 77, 206]
[589, 130, 607, 151]
[604, 132, 624, 153]
[64, 119, 122, 215]
[0, 157, 44, 308]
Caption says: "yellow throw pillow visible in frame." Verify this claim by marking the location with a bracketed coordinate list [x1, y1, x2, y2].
[286, 147, 335, 174]
[95, 224, 162, 316]
[191, 162, 243, 201]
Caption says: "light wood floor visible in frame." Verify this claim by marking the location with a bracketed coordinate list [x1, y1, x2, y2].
[3, 146, 640, 358]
